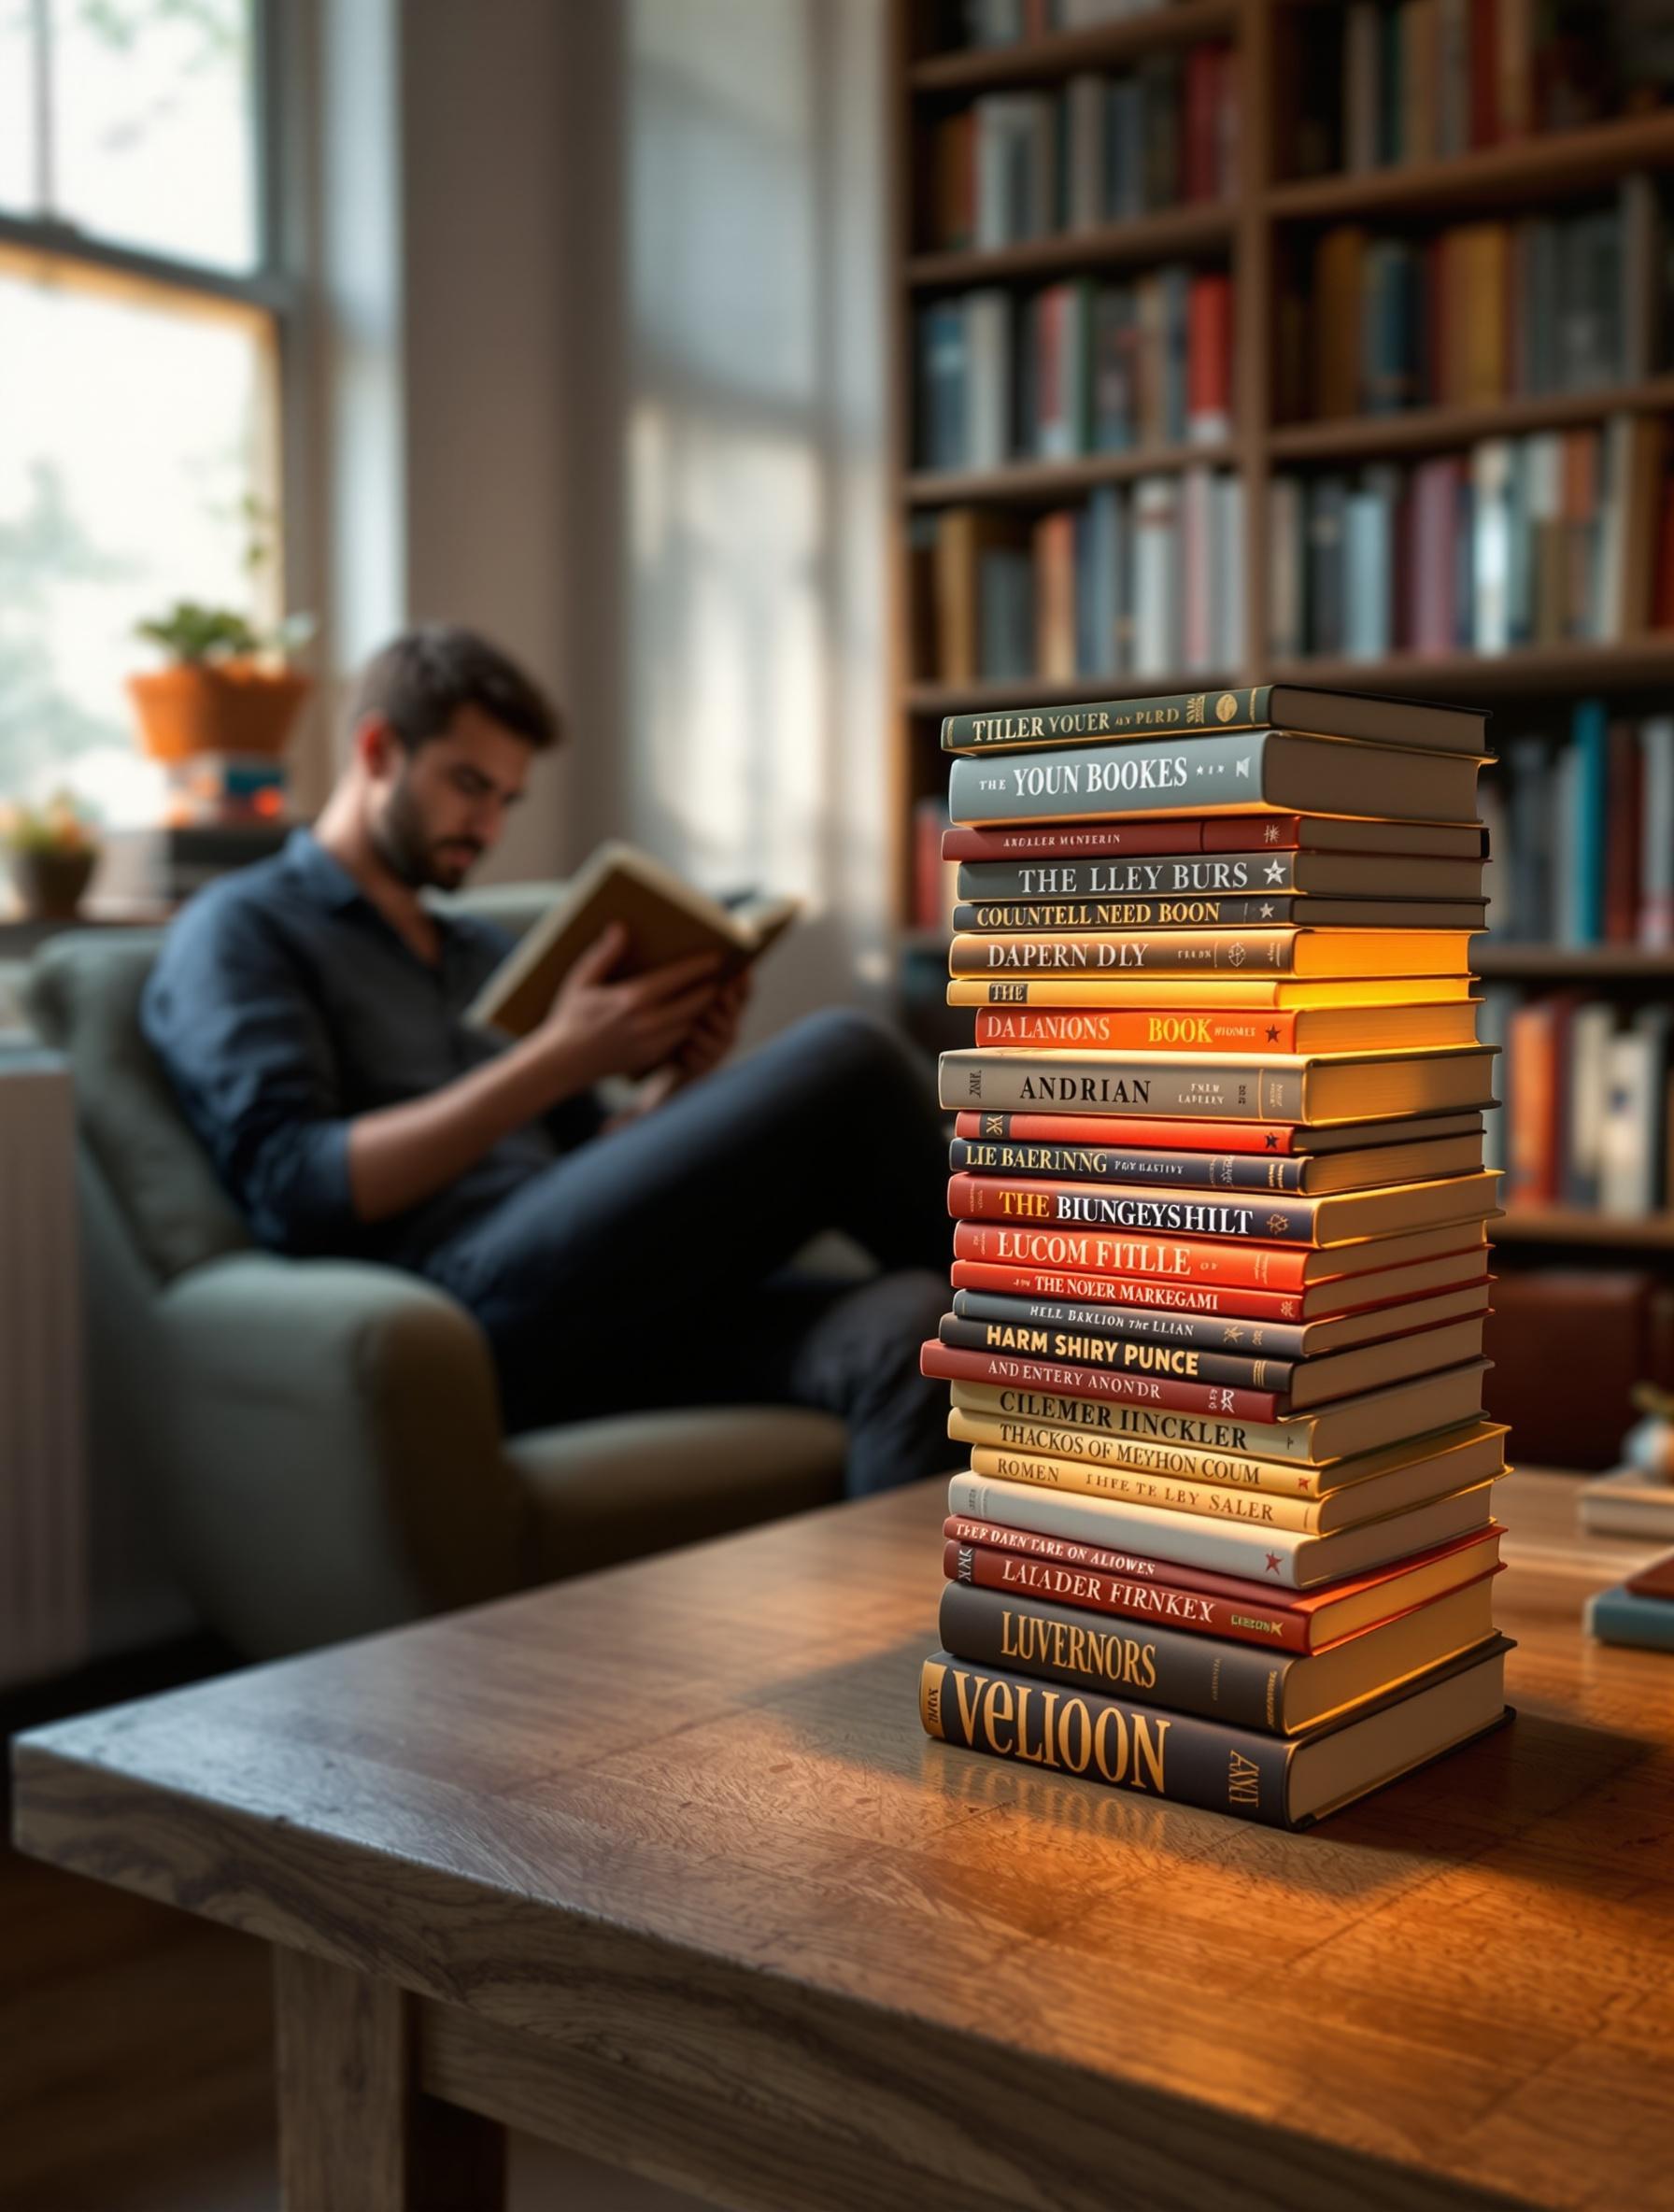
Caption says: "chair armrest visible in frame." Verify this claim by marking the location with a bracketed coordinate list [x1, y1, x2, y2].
[155, 1254, 532, 1654]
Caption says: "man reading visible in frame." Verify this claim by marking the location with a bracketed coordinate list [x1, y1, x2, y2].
[142, 624, 950, 1494]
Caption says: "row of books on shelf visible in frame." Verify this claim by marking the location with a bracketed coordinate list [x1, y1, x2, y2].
[1480, 707, 1674, 946]
[1289, 190, 1667, 421]
[955, 0, 1174, 49]
[1289, 0, 1656, 177]
[1269, 420, 1674, 662]
[917, 269, 1232, 472]
[1482, 988, 1674, 1214]
[915, 473, 1245, 687]
[923, 44, 1235, 253]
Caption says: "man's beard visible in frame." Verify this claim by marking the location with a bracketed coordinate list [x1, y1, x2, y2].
[373, 769, 482, 890]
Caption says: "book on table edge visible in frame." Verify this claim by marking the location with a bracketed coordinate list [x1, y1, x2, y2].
[464, 840, 798, 1040]
[917, 1638, 1514, 1829]
[1583, 1585, 1674, 1651]
[939, 1043, 1499, 1124]
[939, 683, 1488, 758]
[942, 815, 1488, 861]
[946, 731, 1484, 829]
[942, 1514, 1507, 1653]
[1576, 1468, 1674, 1541]
[938, 1572, 1502, 1734]
[945, 1463, 1498, 1588]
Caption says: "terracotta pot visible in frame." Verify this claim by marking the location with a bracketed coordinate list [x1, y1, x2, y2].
[126, 660, 311, 761]
[10, 847, 97, 920]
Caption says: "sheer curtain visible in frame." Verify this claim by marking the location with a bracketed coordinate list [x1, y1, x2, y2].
[608, 0, 890, 1028]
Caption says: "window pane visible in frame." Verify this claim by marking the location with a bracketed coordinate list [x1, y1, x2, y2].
[0, 260, 277, 824]
[53, 0, 259, 272]
[0, 0, 38, 215]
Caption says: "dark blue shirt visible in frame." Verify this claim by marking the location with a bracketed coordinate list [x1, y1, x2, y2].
[140, 829, 602, 1268]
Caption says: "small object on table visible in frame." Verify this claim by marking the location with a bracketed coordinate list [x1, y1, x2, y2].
[1584, 1546, 1674, 1652]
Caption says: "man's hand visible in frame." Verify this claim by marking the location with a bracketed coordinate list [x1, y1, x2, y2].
[530, 922, 722, 1088]
[674, 969, 749, 1082]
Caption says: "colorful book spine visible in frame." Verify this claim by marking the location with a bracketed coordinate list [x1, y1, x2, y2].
[950, 1135, 1311, 1186]
[922, 1337, 1284, 1423]
[939, 1313, 1298, 1397]
[952, 1111, 1313, 1152]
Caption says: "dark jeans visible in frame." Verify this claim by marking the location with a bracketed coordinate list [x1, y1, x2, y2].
[425, 1009, 953, 1496]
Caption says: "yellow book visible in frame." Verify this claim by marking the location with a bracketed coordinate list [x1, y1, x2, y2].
[949, 928, 1478, 978]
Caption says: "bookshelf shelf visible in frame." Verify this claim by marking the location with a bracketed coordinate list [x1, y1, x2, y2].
[904, 442, 1237, 506]
[1263, 643, 1674, 698]
[1497, 1209, 1674, 1249]
[906, 204, 1233, 290]
[908, 1, 1239, 94]
[1475, 946, 1674, 978]
[906, 672, 1240, 717]
[1266, 108, 1674, 223]
[1267, 379, 1674, 464]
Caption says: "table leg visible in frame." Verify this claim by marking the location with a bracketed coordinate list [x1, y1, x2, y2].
[274, 1948, 506, 2212]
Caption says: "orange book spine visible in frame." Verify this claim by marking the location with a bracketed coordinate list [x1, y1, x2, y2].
[973, 1007, 1301, 1050]
[951, 1217, 1314, 1292]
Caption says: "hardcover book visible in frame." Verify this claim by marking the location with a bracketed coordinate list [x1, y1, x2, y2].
[918, 1638, 1512, 1827]
[939, 683, 1487, 757]
[466, 842, 797, 1040]
[943, 1167, 1501, 1246]
[939, 1043, 1499, 1123]
[943, 814, 1487, 861]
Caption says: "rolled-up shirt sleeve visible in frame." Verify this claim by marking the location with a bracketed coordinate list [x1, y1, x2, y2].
[141, 892, 358, 1255]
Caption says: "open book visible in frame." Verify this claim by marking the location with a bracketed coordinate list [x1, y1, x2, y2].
[465, 841, 799, 1040]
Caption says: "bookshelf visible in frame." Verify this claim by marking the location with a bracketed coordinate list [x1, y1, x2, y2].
[887, 0, 1674, 1255]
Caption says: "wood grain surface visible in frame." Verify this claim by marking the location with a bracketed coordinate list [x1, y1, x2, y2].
[11, 1470, 1673, 2212]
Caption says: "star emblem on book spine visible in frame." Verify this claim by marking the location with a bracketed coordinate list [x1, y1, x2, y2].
[1264, 859, 1285, 883]
[1264, 824, 1280, 842]
[1264, 1552, 1283, 1575]
[1267, 1213, 1289, 1236]
[1264, 1132, 1280, 1149]
[1222, 1324, 1246, 1343]
[1265, 1024, 1281, 1042]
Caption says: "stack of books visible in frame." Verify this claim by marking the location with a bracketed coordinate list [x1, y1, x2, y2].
[916, 682, 1515, 1830]
[1587, 1547, 1674, 1652]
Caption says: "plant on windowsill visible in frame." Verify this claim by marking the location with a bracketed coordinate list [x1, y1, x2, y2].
[1, 791, 102, 920]
[125, 500, 316, 761]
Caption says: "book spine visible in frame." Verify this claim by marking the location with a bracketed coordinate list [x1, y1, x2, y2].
[950, 1257, 1310, 1321]
[970, 1011, 1309, 1051]
[947, 1469, 1312, 1583]
[942, 815, 1301, 860]
[953, 896, 1309, 931]
[947, 1376, 1330, 1462]
[943, 1533, 1313, 1652]
[950, 929, 1298, 974]
[950, 1136, 1307, 1188]
[940, 1314, 1297, 1397]
[957, 853, 1300, 900]
[948, 1173, 1320, 1244]
[950, 1216, 1314, 1289]
[963, 1440, 1325, 1528]
[940, 1049, 1307, 1120]
[919, 1652, 1296, 1822]
[948, 731, 1274, 826]
[952, 1286, 1312, 1357]
[952, 1409, 1332, 1495]
[941, 686, 1275, 755]
[922, 1339, 1283, 1423]
[940, 1576, 1298, 1729]
[952, 1111, 1302, 1154]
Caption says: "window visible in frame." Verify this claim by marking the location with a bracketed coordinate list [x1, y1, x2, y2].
[0, 0, 286, 825]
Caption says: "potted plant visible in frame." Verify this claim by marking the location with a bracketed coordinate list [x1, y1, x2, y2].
[2, 792, 102, 920]
[126, 601, 315, 761]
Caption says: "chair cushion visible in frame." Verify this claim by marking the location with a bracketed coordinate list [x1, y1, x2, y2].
[24, 931, 251, 1283]
[505, 1405, 848, 1580]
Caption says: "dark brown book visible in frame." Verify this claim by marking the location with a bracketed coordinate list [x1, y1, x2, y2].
[1624, 1550, 1674, 1603]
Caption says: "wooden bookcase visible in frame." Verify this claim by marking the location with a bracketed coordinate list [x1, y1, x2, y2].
[887, 0, 1674, 1254]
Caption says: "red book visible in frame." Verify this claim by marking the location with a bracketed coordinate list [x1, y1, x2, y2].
[1505, 995, 1568, 1207]
[953, 1112, 1313, 1153]
[948, 1255, 1490, 1325]
[950, 1217, 1485, 1294]
[943, 816, 1304, 863]
[942, 1518, 1507, 1654]
[1186, 271, 1233, 442]
[920, 1338, 1281, 1422]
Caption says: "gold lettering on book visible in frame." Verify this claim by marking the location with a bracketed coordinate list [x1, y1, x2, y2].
[1133, 1712, 1170, 1793]
[953, 1669, 988, 1741]
[980, 1678, 1014, 1753]
[1227, 1748, 1262, 1804]
[1057, 1697, 1093, 1772]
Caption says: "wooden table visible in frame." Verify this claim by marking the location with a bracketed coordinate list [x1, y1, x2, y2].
[11, 1469, 1674, 2212]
